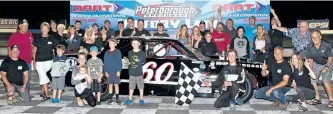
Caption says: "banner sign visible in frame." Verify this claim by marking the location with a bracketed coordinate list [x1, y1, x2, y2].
[0, 18, 18, 29]
[70, 0, 270, 37]
[297, 19, 330, 31]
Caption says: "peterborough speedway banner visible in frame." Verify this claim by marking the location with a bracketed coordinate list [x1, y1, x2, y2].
[70, 0, 270, 37]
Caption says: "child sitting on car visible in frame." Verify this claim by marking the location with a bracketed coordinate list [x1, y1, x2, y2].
[204, 50, 246, 110]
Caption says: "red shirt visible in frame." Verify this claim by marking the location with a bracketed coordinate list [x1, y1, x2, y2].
[8, 31, 34, 64]
[212, 29, 230, 52]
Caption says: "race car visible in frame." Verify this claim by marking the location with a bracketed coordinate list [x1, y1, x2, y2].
[65, 36, 265, 103]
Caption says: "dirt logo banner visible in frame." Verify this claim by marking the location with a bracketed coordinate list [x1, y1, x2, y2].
[70, 0, 270, 37]
[297, 19, 330, 30]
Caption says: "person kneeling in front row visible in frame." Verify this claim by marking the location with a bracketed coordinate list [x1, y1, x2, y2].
[254, 46, 292, 109]
[204, 50, 245, 110]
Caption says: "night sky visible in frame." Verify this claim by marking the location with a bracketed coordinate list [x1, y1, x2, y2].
[0, 1, 332, 29]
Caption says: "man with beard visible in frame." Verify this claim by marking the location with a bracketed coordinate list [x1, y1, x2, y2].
[217, 8, 236, 39]
[199, 21, 210, 37]
[209, 6, 231, 53]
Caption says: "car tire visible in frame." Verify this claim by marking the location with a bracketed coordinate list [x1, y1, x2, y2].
[219, 73, 254, 104]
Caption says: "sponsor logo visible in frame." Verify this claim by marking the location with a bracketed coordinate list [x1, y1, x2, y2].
[135, 3, 201, 19]
[309, 22, 329, 29]
[212, 1, 266, 12]
[72, 3, 124, 12]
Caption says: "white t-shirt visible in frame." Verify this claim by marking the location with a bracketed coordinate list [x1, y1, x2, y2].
[255, 40, 266, 50]
[73, 73, 88, 94]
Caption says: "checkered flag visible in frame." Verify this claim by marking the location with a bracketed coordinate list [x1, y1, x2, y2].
[175, 62, 202, 106]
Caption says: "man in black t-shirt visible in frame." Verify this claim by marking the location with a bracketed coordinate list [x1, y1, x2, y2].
[153, 22, 169, 37]
[199, 21, 210, 37]
[0, 45, 30, 104]
[132, 19, 151, 36]
[254, 47, 292, 109]
[123, 17, 136, 37]
[268, 8, 283, 53]
[75, 20, 85, 37]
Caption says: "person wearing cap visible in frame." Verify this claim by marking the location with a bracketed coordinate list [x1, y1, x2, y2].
[8, 19, 34, 94]
[132, 19, 151, 36]
[123, 17, 136, 36]
[87, 46, 104, 105]
[33, 22, 57, 101]
[1, 45, 31, 104]
[66, 25, 82, 52]
[244, 16, 257, 59]
[115, 21, 125, 37]
[209, 7, 231, 53]
[95, 26, 110, 51]
[199, 21, 209, 37]
[80, 26, 97, 52]
[104, 20, 115, 37]
[153, 22, 169, 37]
[49, 20, 58, 36]
[75, 20, 85, 37]
[92, 23, 100, 38]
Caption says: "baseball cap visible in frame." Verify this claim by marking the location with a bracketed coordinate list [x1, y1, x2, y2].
[101, 26, 107, 30]
[157, 22, 164, 27]
[199, 21, 205, 25]
[75, 20, 81, 24]
[18, 19, 28, 25]
[104, 20, 110, 24]
[90, 46, 98, 52]
[10, 45, 19, 50]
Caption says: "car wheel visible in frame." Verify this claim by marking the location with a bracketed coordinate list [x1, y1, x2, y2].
[100, 77, 109, 102]
[219, 74, 254, 104]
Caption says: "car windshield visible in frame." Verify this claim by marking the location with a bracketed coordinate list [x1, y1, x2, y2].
[182, 45, 210, 61]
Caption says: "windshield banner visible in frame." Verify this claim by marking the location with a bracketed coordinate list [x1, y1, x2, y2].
[70, 0, 270, 37]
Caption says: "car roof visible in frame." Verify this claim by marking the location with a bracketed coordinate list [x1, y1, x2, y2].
[114, 36, 178, 41]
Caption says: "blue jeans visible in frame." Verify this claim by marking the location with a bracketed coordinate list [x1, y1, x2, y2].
[27, 64, 31, 90]
[254, 86, 290, 104]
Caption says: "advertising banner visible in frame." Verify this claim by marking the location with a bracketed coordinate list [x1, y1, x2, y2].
[70, 0, 270, 37]
[297, 19, 330, 31]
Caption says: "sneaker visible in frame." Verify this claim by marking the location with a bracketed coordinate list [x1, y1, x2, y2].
[230, 103, 236, 111]
[139, 99, 144, 105]
[51, 98, 57, 103]
[124, 100, 133, 105]
[235, 98, 243, 106]
[107, 99, 114, 105]
[116, 100, 121, 105]
[57, 98, 61, 103]
[279, 102, 289, 109]
[97, 101, 101, 105]
[271, 101, 280, 106]
[77, 101, 84, 106]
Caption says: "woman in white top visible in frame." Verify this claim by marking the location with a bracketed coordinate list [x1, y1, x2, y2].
[252, 24, 271, 62]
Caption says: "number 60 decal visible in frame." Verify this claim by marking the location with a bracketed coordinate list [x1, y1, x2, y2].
[142, 61, 174, 82]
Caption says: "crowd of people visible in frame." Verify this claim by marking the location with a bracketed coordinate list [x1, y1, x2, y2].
[0, 7, 333, 112]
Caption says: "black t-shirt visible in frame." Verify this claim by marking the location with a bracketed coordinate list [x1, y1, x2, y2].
[54, 34, 68, 47]
[268, 30, 283, 51]
[0, 58, 28, 86]
[115, 30, 124, 37]
[123, 28, 135, 36]
[292, 65, 314, 90]
[76, 29, 85, 37]
[48, 30, 58, 37]
[33, 35, 57, 61]
[306, 40, 333, 65]
[80, 41, 96, 52]
[200, 41, 218, 56]
[267, 58, 292, 86]
[133, 29, 151, 36]
[153, 32, 169, 37]
[200, 30, 210, 36]
[95, 37, 109, 51]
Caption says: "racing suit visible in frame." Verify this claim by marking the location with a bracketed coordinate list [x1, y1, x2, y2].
[212, 65, 245, 108]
